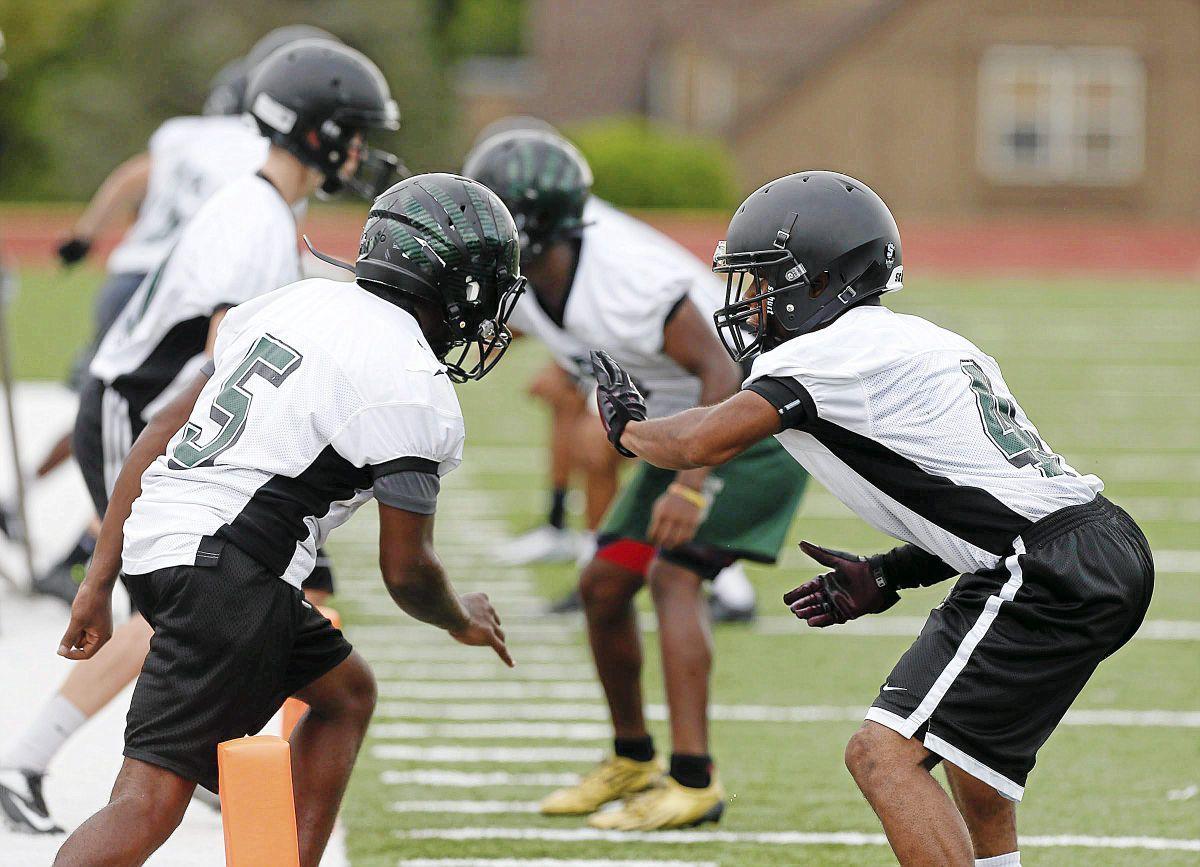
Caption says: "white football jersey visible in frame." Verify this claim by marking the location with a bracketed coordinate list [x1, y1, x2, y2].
[107, 115, 269, 276]
[122, 278, 465, 588]
[507, 198, 725, 418]
[748, 305, 1102, 573]
[91, 174, 300, 424]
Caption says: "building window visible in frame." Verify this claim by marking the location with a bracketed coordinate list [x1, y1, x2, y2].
[978, 46, 1145, 185]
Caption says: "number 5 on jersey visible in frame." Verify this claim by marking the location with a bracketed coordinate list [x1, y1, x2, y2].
[169, 334, 303, 469]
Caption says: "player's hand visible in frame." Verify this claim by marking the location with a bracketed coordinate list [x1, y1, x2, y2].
[648, 487, 707, 549]
[591, 350, 646, 457]
[57, 581, 113, 660]
[449, 591, 514, 667]
[783, 540, 899, 627]
[57, 237, 92, 267]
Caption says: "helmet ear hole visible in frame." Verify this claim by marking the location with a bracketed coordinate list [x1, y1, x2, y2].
[808, 271, 830, 299]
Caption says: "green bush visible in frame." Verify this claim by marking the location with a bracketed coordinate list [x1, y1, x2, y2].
[567, 117, 738, 211]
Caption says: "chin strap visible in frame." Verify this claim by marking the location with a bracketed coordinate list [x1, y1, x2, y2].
[301, 235, 355, 273]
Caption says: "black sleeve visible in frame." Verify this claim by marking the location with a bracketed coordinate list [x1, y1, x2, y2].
[868, 544, 959, 590]
[743, 375, 817, 430]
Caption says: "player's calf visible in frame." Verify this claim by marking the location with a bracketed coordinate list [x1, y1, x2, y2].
[54, 758, 193, 867]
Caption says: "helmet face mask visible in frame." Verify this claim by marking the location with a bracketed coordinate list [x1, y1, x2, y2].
[711, 171, 904, 362]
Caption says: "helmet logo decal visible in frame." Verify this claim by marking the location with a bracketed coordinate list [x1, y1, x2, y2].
[252, 92, 297, 133]
[885, 243, 895, 265]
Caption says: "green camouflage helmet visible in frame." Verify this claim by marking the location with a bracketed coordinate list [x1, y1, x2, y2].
[355, 172, 526, 382]
[462, 130, 592, 261]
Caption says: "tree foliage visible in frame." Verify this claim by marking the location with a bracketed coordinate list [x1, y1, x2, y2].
[0, 0, 464, 198]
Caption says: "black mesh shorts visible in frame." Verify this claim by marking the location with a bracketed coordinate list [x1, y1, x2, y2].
[867, 496, 1153, 801]
[122, 540, 353, 792]
[73, 377, 143, 517]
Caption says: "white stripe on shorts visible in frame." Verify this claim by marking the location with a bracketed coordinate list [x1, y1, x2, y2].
[101, 387, 133, 500]
[865, 537, 1028, 801]
[902, 537, 1026, 737]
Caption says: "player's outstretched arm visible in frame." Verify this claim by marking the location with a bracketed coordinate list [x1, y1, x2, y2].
[592, 350, 781, 470]
[378, 504, 513, 667]
[58, 369, 211, 660]
[57, 152, 151, 266]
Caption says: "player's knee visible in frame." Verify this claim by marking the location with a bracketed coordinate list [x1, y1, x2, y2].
[646, 561, 699, 604]
[845, 723, 892, 784]
[579, 561, 639, 615]
[342, 657, 377, 726]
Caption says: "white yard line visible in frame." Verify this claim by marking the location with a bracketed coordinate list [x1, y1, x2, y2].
[372, 721, 611, 741]
[371, 704, 1200, 730]
[381, 770, 579, 787]
[396, 826, 1200, 853]
[371, 662, 591, 682]
[1152, 550, 1200, 574]
[391, 800, 541, 814]
[379, 681, 600, 700]
[396, 854, 710, 859]
[371, 744, 602, 764]
[746, 615, 1200, 640]
[354, 645, 585, 663]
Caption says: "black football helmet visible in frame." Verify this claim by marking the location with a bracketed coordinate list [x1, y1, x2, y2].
[353, 173, 526, 382]
[204, 26, 340, 117]
[712, 171, 903, 361]
[461, 130, 592, 262]
[246, 39, 401, 198]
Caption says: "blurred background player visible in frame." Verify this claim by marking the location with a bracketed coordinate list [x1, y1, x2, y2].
[0, 36, 400, 834]
[29, 24, 339, 603]
[464, 130, 808, 829]
[476, 118, 761, 622]
[51, 172, 522, 867]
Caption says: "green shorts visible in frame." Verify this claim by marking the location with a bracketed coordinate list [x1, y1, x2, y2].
[599, 437, 808, 566]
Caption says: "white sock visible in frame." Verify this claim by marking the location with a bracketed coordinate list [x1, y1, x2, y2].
[712, 563, 756, 609]
[1, 694, 88, 774]
[976, 852, 1021, 867]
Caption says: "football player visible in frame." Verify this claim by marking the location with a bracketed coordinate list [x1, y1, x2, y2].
[592, 171, 1153, 865]
[0, 38, 400, 834]
[464, 131, 809, 829]
[32, 24, 339, 602]
[51, 172, 521, 866]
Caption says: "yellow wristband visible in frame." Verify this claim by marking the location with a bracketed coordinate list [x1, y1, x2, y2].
[668, 482, 710, 511]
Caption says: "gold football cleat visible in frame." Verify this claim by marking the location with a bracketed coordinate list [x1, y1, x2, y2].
[587, 774, 726, 830]
[539, 756, 663, 815]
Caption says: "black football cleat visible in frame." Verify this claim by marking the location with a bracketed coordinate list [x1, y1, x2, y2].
[0, 769, 64, 834]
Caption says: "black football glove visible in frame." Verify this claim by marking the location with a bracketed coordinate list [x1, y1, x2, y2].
[591, 350, 646, 458]
[57, 237, 92, 266]
[783, 540, 899, 627]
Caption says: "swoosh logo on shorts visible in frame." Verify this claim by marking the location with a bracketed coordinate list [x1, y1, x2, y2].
[882, 685, 907, 692]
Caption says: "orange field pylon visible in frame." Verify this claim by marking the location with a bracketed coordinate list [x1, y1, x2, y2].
[281, 606, 341, 740]
[217, 735, 300, 867]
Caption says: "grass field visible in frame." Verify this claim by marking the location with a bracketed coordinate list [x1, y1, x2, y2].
[11, 265, 1200, 865]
